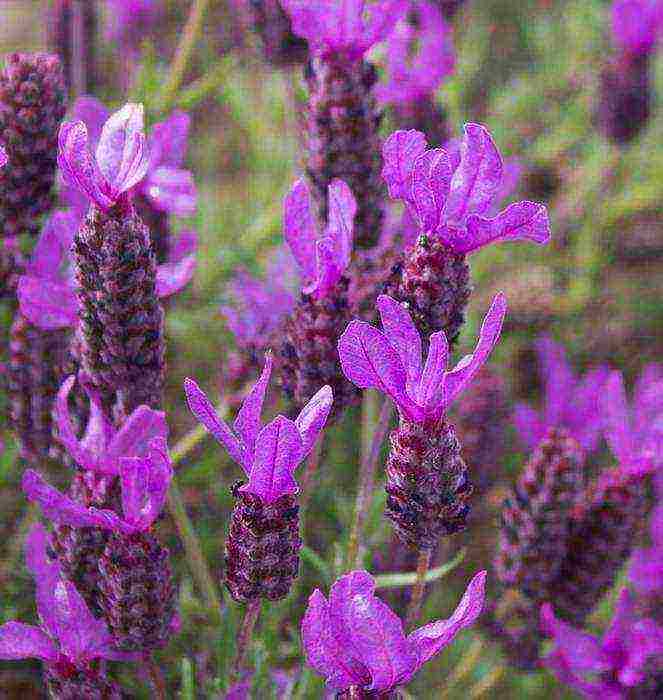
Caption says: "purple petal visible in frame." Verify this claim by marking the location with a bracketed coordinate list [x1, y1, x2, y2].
[26, 210, 77, 280]
[105, 405, 168, 472]
[184, 378, 249, 473]
[148, 110, 191, 169]
[444, 123, 503, 225]
[142, 166, 196, 216]
[156, 252, 196, 297]
[295, 385, 334, 460]
[442, 293, 507, 410]
[415, 330, 449, 412]
[55, 375, 100, 471]
[619, 617, 663, 687]
[95, 103, 149, 197]
[630, 546, 663, 595]
[0, 622, 58, 662]
[411, 148, 453, 233]
[284, 179, 318, 282]
[58, 120, 113, 210]
[234, 353, 273, 460]
[326, 178, 356, 273]
[611, 0, 660, 56]
[495, 156, 523, 206]
[512, 403, 545, 452]
[535, 336, 575, 430]
[328, 570, 376, 652]
[306, 236, 344, 298]
[240, 416, 304, 503]
[70, 95, 110, 143]
[567, 366, 611, 453]
[381, 129, 428, 201]
[460, 201, 551, 254]
[0, 143, 7, 167]
[338, 321, 423, 421]
[407, 570, 486, 676]
[376, 295, 422, 392]
[169, 228, 198, 261]
[601, 371, 635, 467]
[17, 276, 78, 330]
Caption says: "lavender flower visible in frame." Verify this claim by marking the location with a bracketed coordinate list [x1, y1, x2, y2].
[280, 178, 362, 420]
[104, 0, 164, 49]
[381, 125, 550, 344]
[378, 1, 455, 146]
[281, 0, 407, 249]
[185, 354, 332, 602]
[0, 524, 130, 698]
[302, 569, 486, 696]
[541, 589, 663, 698]
[23, 435, 176, 651]
[513, 337, 610, 454]
[338, 292, 506, 547]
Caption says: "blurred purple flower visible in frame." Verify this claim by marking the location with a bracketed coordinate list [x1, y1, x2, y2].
[338, 292, 506, 423]
[184, 353, 333, 503]
[630, 503, 663, 596]
[513, 337, 611, 454]
[541, 589, 663, 698]
[0, 524, 133, 668]
[302, 569, 486, 694]
[104, 0, 164, 45]
[281, 0, 407, 60]
[377, 0, 455, 105]
[611, 0, 662, 57]
[382, 125, 551, 254]
[284, 179, 356, 299]
[0, 143, 6, 167]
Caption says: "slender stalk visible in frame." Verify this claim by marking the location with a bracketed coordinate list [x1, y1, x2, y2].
[345, 396, 393, 570]
[159, 0, 211, 111]
[405, 549, 432, 630]
[145, 653, 167, 700]
[232, 598, 261, 681]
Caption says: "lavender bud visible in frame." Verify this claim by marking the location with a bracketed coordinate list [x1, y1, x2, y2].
[45, 663, 122, 700]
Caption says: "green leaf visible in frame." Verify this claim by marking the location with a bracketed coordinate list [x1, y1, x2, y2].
[179, 658, 195, 700]
[300, 546, 332, 584]
[373, 549, 466, 590]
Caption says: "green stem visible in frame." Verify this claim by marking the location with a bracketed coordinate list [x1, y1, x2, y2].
[405, 549, 432, 630]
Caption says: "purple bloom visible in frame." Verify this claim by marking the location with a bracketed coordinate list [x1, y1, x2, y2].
[284, 178, 356, 299]
[281, 0, 407, 60]
[0, 143, 6, 167]
[630, 503, 663, 596]
[513, 337, 611, 454]
[0, 524, 133, 669]
[338, 292, 507, 423]
[541, 589, 663, 698]
[377, 0, 455, 105]
[104, 0, 164, 45]
[381, 125, 551, 254]
[61, 97, 196, 218]
[601, 366, 663, 477]
[302, 569, 486, 694]
[184, 353, 333, 504]
[611, 0, 662, 57]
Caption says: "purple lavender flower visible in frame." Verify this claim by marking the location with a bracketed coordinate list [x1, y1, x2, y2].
[280, 179, 362, 420]
[381, 125, 549, 344]
[338, 292, 506, 547]
[302, 569, 486, 695]
[0, 524, 130, 697]
[513, 336, 610, 454]
[104, 0, 164, 47]
[185, 354, 332, 601]
[541, 589, 663, 698]
[611, 0, 662, 58]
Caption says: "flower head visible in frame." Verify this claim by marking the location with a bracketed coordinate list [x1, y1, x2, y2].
[338, 292, 507, 423]
[377, 0, 455, 105]
[611, 0, 662, 57]
[185, 354, 333, 503]
[513, 337, 610, 454]
[0, 524, 132, 668]
[281, 0, 407, 60]
[541, 590, 663, 697]
[284, 179, 356, 299]
[381, 124, 551, 253]
[302, 569, 485, 693]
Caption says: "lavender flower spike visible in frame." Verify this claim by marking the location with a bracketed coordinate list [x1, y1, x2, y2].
[185, 353, 333, 601]
[541, 590, 663, 698]
[339, 293, 506, 548]
[302, 569, 486, 696]
[0, 524, 130, 697]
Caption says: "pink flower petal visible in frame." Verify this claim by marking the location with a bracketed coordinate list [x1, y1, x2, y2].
[55, 375, 100, 472]
[0, 622, 58, 662]
[381, 129, 428, 201]
[148, 110, 191, 169]
[284, 179, 318, 282]
[143, 166, 196, 215]
[411, 148, 452, 233]
[295, 385, 334, 460]
[376, 295, 422, 392]
[512, 403, 545, 451]
[326, 178, 356, 273]
[601, 371, 636, 468]
[105, 404, 168, 471]
[156, 253, 196, 297]
[233, 353, 273, 460]
[17, 276, 78, 330]
[415, 330, 449, 411]
[70, 96, 110, 143]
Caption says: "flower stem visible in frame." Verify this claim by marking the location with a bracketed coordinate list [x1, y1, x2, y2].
[405, 549, 432, 630]
[346, 395, 393, 570]
[231, 598, 261, 682]
[159, 0, 211, 111]
[145, 653, 167, 700]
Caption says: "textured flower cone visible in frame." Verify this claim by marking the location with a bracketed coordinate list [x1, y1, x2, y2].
[133, 193, 170, 264]
[45, 664, 122, 700]
[382, 235, 472, 347]
[336, 688, 404, 699]
[495, 429, 584, 605]
[72, 204, 165, 421]
[280, 278, 361, 422]
[598, 55, 651, 145]
[0, 244, 20, 298]
[50, 471, 120, 616]
[224, 484, 302, 603]
[248, 0, 307, 67]
[385, 418, 472, 550]
[551, 470, 648, 625]
[454, 370, 508, 494]
[393, 97, 450, 148]
[8, 314, 75, 466]
[97, 531, 176, 651]
[0, 53, 67, 238]
[305, 57, 384, 249]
